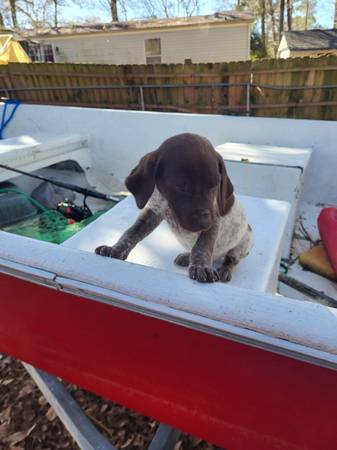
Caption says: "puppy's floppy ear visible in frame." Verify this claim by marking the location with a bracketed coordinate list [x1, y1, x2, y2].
[125, 150, 160, 209]
[216, 153, 234, 216]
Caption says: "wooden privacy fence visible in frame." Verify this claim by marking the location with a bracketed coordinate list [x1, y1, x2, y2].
[1, 55, 337, 120]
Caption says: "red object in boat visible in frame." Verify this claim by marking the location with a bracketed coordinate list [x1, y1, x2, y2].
[318, 207, 337, 274]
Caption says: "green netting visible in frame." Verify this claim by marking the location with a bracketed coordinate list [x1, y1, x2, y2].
[1, 188, 113, 244]
[4, 209, 108, 244]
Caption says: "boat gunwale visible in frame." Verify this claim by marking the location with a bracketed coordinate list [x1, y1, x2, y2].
[1, 231, 337, 371]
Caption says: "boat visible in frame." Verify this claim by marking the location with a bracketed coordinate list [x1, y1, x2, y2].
[0, 102, 336, 450]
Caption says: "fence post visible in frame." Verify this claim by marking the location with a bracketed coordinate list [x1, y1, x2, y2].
[139, 86, 145, 111]
[246, 81, 251, 116]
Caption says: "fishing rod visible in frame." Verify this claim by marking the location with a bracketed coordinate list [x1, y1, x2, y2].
[0, 163, 121, 203]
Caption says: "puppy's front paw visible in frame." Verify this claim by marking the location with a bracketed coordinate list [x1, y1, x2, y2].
[95, 244, 128, 260]
[174, 252, 190, 267]
[218, 266, 232, 282]
[188, 264, 220, 283]
[218, 254, 237, 282]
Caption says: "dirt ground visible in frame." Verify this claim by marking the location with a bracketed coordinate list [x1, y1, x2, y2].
[0, 354, 219, 450]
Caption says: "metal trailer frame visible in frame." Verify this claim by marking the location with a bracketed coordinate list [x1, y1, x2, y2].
[24, 363, 181, 450]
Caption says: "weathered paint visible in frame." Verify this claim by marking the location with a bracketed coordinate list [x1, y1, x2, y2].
[0, 272, 337, 450]
[1, 233, 337, 364]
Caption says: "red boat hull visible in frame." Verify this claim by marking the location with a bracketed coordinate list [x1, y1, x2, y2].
[0, 272, 337, 450]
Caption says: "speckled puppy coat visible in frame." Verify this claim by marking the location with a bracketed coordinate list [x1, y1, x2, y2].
[96, 133, 254, 283]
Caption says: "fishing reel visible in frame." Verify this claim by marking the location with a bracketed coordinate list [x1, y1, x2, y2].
[57, 200, 92, 222]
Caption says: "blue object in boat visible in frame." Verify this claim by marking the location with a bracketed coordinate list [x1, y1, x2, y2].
[0, 99, 20, 139]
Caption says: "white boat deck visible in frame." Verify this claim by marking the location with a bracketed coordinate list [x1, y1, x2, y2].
[63, 194, 290, 293]
[216, 142, 312, 258]
[0, 132, 90, 183]
[216, 142, 312, 168]
[0, 124, 333, 305]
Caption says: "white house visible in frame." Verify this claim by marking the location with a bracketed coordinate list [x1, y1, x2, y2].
[21, 12, 253, 65]
[278, 29, 337, 58]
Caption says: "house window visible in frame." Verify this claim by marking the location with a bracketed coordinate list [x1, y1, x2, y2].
[20, 41, 54, 62]
[21, 41, 41, 61]
[145, 38, 161, 64]
[43, 44, 54, 62]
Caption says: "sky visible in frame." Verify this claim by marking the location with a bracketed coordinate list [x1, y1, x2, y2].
[315, 0, 335, 27]
[61, 1, 336, 29]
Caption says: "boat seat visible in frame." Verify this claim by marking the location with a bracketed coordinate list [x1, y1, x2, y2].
[0, 132, 90, 183]
[63, 194, 290, 293]
[216, 142, 312, 257]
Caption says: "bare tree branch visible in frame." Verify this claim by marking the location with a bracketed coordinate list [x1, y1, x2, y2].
[267, 0, 277, 56]
[304, 0, 309, 30]
[179, 0, 200, 16]
[287, 0, 292, 30]
[279, 0, 285, 41]
[260, 0, 266, 53]
[16, 0, 54, 29]
[9, 0, 18, 28]
[118, 0, 128, 20]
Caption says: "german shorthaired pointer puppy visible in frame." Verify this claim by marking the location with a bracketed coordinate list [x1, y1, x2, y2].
[96, 133, 253, 283]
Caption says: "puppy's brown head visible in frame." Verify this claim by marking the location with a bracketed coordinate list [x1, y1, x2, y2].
[125, 133, 234, 232]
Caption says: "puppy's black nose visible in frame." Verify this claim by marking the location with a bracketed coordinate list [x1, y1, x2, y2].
[193, 209, 211, 220]
[191, 210, 212, 230]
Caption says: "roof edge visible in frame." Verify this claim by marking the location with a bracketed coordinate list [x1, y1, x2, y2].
[20, 11, 254, 39]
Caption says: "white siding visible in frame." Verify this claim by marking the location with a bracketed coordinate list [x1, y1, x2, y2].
[40, 24, 250, 65]
[277, 35, 290, 58]
[162, 24, 249, 63]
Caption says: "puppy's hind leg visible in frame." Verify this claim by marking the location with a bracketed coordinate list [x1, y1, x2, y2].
[174, 252, 190, 267]
[218, 225, 254, 283]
